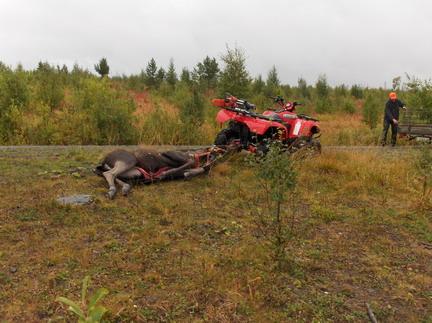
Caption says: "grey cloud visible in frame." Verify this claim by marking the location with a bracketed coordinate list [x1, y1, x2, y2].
[0, 0, 431, 87]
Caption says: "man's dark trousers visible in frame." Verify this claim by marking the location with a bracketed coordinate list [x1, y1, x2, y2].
[381, 119, 397, 146]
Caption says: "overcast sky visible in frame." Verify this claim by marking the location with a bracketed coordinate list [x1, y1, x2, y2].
[0, 0, 431, 87]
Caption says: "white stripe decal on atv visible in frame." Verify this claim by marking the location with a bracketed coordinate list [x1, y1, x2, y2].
[293, 121, 302, 135]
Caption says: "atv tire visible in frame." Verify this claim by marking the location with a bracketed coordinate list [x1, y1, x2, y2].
[288, 138, 321, 155]
[214, 129, 237, 145]
[310, 139, 321, 153]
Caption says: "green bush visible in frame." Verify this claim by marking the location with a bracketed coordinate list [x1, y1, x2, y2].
[315, 75, 329, 99]
[180, 87, 204, 126]
[334, 84, 348, 97]
[138, 105, 180, 145]
[362, 95, 381, 129]
[315, 98, 332, 114]
[297, 78, 310, 99]
[219, 46, 250, 98]
[264, 66, 281, 97]
[94, 57, 110, 78]
[0, 69, 29, 143]
[70, 78, 137, 144]
[252, 75, 265, 95]
[179, 88, 205, 144]
[193, 56, 219, 90]
[0, 68, 29, 110]
[351, 84, 364, 99]
[20, 103, 58, 144]
[416, 146, 432, 198]
[336, 127, 380, 145]
[249, 143, 297, 270]
[342, 99, 356, 114]
[405, 77, 432, 123]
[34, 62, 64, 109]
[57, 276, 109, 323]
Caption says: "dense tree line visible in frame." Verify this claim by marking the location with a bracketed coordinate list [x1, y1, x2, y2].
[0, 49, 430, 145]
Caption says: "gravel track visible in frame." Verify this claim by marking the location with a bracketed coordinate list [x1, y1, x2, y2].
[0, 145, 428, 159]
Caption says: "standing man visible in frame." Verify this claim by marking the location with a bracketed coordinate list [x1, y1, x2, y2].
[381, 92, 406, 146]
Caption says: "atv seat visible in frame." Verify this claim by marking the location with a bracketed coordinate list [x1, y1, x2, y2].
[264, 112, 283, 122]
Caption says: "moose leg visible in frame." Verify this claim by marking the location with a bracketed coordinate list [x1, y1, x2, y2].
[103, 161, 133, 199]
[115, 168, 142, 196]
[158, 160, 195, 180]
[115, 178, 132, 196]
[184, 167, 205, 179]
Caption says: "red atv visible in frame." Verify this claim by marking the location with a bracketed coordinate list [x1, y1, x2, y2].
[212, 95, 321, 153]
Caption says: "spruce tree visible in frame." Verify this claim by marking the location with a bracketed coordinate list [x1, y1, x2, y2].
[316, 74, 329, 98]
[298, 77, 310, 99]
[155, 67, 165, 88]
[145, 58, 157, 88]
[194, 56, 219, 89]
[351, 84, 364, 99]
[252, 75, 265, 94]
[219, 46, 250, 98]
[265, 65, 280, 96]
[94, 58, 109, 78]
[180, 68, 191, 85]
[166, 59, 177, 87]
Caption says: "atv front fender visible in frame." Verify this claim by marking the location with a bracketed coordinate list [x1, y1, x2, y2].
[216, 110, 236, 124]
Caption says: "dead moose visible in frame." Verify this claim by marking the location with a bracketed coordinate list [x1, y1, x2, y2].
[94, 146, 232, 199]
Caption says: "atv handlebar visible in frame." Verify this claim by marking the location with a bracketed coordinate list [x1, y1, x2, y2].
[214, 95, 256, 111]
[269, 96, 302, 105]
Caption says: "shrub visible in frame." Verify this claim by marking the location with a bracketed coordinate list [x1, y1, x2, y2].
[315, 98, 332, 114]
[0, 68, 29, 110]
[165, 58, 178, 87]
[405, 77, 432, 123]
[252, 75, 265, 95]
[138, 105, 180, 145]
[179, 88, 205, 144]
[70, 78, 137, 144]
[416, 146, 432, 199]
[264, 66, 281, 97]
[0, 69, 29, 143]
[193, 56, 219, 90]
[21, 102, 58, 144]
[334, 84, 348, 97]
[249, 143, 297, 270]
[351, 84, 364, 99]
[144, 58, 158, 89]
[94, 57, 110, 78]
[219, 46, 250, 98]
[315, 74, 329, 99]
[336, 128, 380, 146]
[180, 87, 204, 126]
[297, 77, 310, 99]
[362, 94, 381, 129]
[57, 276, 109, 323]
[34, 62, 65, 109]
[342, 99, 356, 114]
[180, 68, 192, 86]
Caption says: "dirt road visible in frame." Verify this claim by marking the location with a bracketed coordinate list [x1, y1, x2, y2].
[0, 144, 427, 159]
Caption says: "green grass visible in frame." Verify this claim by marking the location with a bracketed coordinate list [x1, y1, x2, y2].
[0, 148, 431, 321]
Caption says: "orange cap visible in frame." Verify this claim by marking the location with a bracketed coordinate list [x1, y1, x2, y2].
[389, 92, 397, 100]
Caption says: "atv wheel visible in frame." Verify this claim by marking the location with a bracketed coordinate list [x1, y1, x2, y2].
[289, 138, 321, 156]
[308, 139, 321, 154]
[214, 128, 237, 145]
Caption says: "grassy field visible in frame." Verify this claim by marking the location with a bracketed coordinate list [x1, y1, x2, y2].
[0, 146, 431, 322]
